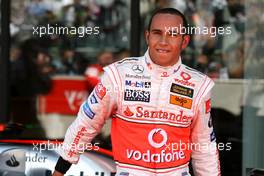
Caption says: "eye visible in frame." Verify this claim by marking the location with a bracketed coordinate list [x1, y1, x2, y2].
[168, 30, 179, 37]
[152, 31, 161, 35]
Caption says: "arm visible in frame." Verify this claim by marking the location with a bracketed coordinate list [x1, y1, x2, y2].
[52, 171, 64, 176]
[52, 72, 116, 175]
[191, 85, 221, 176]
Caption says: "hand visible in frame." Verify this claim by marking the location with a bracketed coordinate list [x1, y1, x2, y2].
[52, 170, 64, 176]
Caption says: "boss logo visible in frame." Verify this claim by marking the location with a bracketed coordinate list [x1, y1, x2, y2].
[124, 89, 150, 102]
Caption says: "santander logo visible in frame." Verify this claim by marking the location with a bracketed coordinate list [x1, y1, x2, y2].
[123, 106, 134, 116]
[123, 106, 192, 124]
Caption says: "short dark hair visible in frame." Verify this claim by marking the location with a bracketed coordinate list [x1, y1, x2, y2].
[147, 8, 188, 31]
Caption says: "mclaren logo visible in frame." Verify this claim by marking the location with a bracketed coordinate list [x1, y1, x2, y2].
[132, 64, 144, 73]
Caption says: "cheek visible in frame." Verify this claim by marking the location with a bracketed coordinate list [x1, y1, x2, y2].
[149, 35, 160, 44]
[172, 39, 183, 49]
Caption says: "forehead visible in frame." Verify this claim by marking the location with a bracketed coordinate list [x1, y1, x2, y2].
[150, 13, 183, 30]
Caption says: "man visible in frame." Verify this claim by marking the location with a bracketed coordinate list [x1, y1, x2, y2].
[53, 8, 221, 176]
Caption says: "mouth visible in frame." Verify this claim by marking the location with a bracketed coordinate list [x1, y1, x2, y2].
[156, 49, 170, 53]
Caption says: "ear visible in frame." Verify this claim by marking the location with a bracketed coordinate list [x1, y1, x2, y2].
[181, 35, 190, 50]
[145, 30, 150, 46]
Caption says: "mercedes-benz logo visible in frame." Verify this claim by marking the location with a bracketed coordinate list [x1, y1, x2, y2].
[132, 65, 144, 74]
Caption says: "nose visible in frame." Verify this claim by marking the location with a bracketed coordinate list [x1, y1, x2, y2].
[159, 34, 169, 46]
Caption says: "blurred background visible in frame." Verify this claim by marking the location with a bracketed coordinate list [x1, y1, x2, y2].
[0, 0, 263, 175]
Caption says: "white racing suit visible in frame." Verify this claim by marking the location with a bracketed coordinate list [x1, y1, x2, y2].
[58, 51, 221, 176]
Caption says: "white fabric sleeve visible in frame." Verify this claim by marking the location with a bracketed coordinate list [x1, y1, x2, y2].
[58, 72, 116, 164]
[191, 81, 221, 176]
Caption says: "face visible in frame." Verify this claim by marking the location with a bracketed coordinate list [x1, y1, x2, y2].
[145, 13, 190, 66]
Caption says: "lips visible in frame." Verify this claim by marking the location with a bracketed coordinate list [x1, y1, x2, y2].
[156, 49, 170, 53]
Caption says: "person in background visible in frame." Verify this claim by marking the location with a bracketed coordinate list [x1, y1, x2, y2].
[114, 48, 130, 62]
[84, 50, 114, 93]
[10, 39, 53, 138]
[53, 46, 87, 75]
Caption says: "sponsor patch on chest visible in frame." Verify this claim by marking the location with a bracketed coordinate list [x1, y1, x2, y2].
[170, 83, 194, 98]
[169, 95, 193, 109]
[124, 89, 150, 102]
[125, 80, 151, 88]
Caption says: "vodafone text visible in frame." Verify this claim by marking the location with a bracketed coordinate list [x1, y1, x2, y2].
[127, 149, 185, 163]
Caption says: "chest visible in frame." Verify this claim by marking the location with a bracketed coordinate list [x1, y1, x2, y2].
[117, 75, 197, 127]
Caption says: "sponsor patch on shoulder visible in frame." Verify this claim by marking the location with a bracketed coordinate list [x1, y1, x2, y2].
[170, 95, 193, 109]
[205, 98, 211, 114]
[170, 83, 194, 98]
[89, 93, 98, 104]
[83, 102, 95, 119]
[95, 82, 106, 99]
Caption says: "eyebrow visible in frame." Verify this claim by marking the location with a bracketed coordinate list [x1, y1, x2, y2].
[150, 29, 162, 33]
[150, 28, 179, 35]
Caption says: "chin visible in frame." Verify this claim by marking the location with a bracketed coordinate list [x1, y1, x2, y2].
[155, 60, 171, 66]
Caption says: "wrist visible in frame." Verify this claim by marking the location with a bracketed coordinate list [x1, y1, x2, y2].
[55, 156, 72, 174]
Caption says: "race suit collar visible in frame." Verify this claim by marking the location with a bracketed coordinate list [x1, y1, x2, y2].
[144, 49, 181, 78]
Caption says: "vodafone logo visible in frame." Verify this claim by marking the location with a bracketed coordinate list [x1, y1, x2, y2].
[180, 72, 191, 80]
[127, 128, 186, 163]
[175, 72, 195, 87]
[148, 128, 168, 148]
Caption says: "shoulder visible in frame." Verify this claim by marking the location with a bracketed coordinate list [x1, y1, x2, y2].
[115, 56, 145, 69]
[103, 56, 144, 84]
[178, 64, 214, 97]
[104, 56, 144, 71]
[116, 57, 142, 65]
[181, 64, 213, 84]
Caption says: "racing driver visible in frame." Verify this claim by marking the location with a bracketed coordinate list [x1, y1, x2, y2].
[53, 8, 221, 176]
